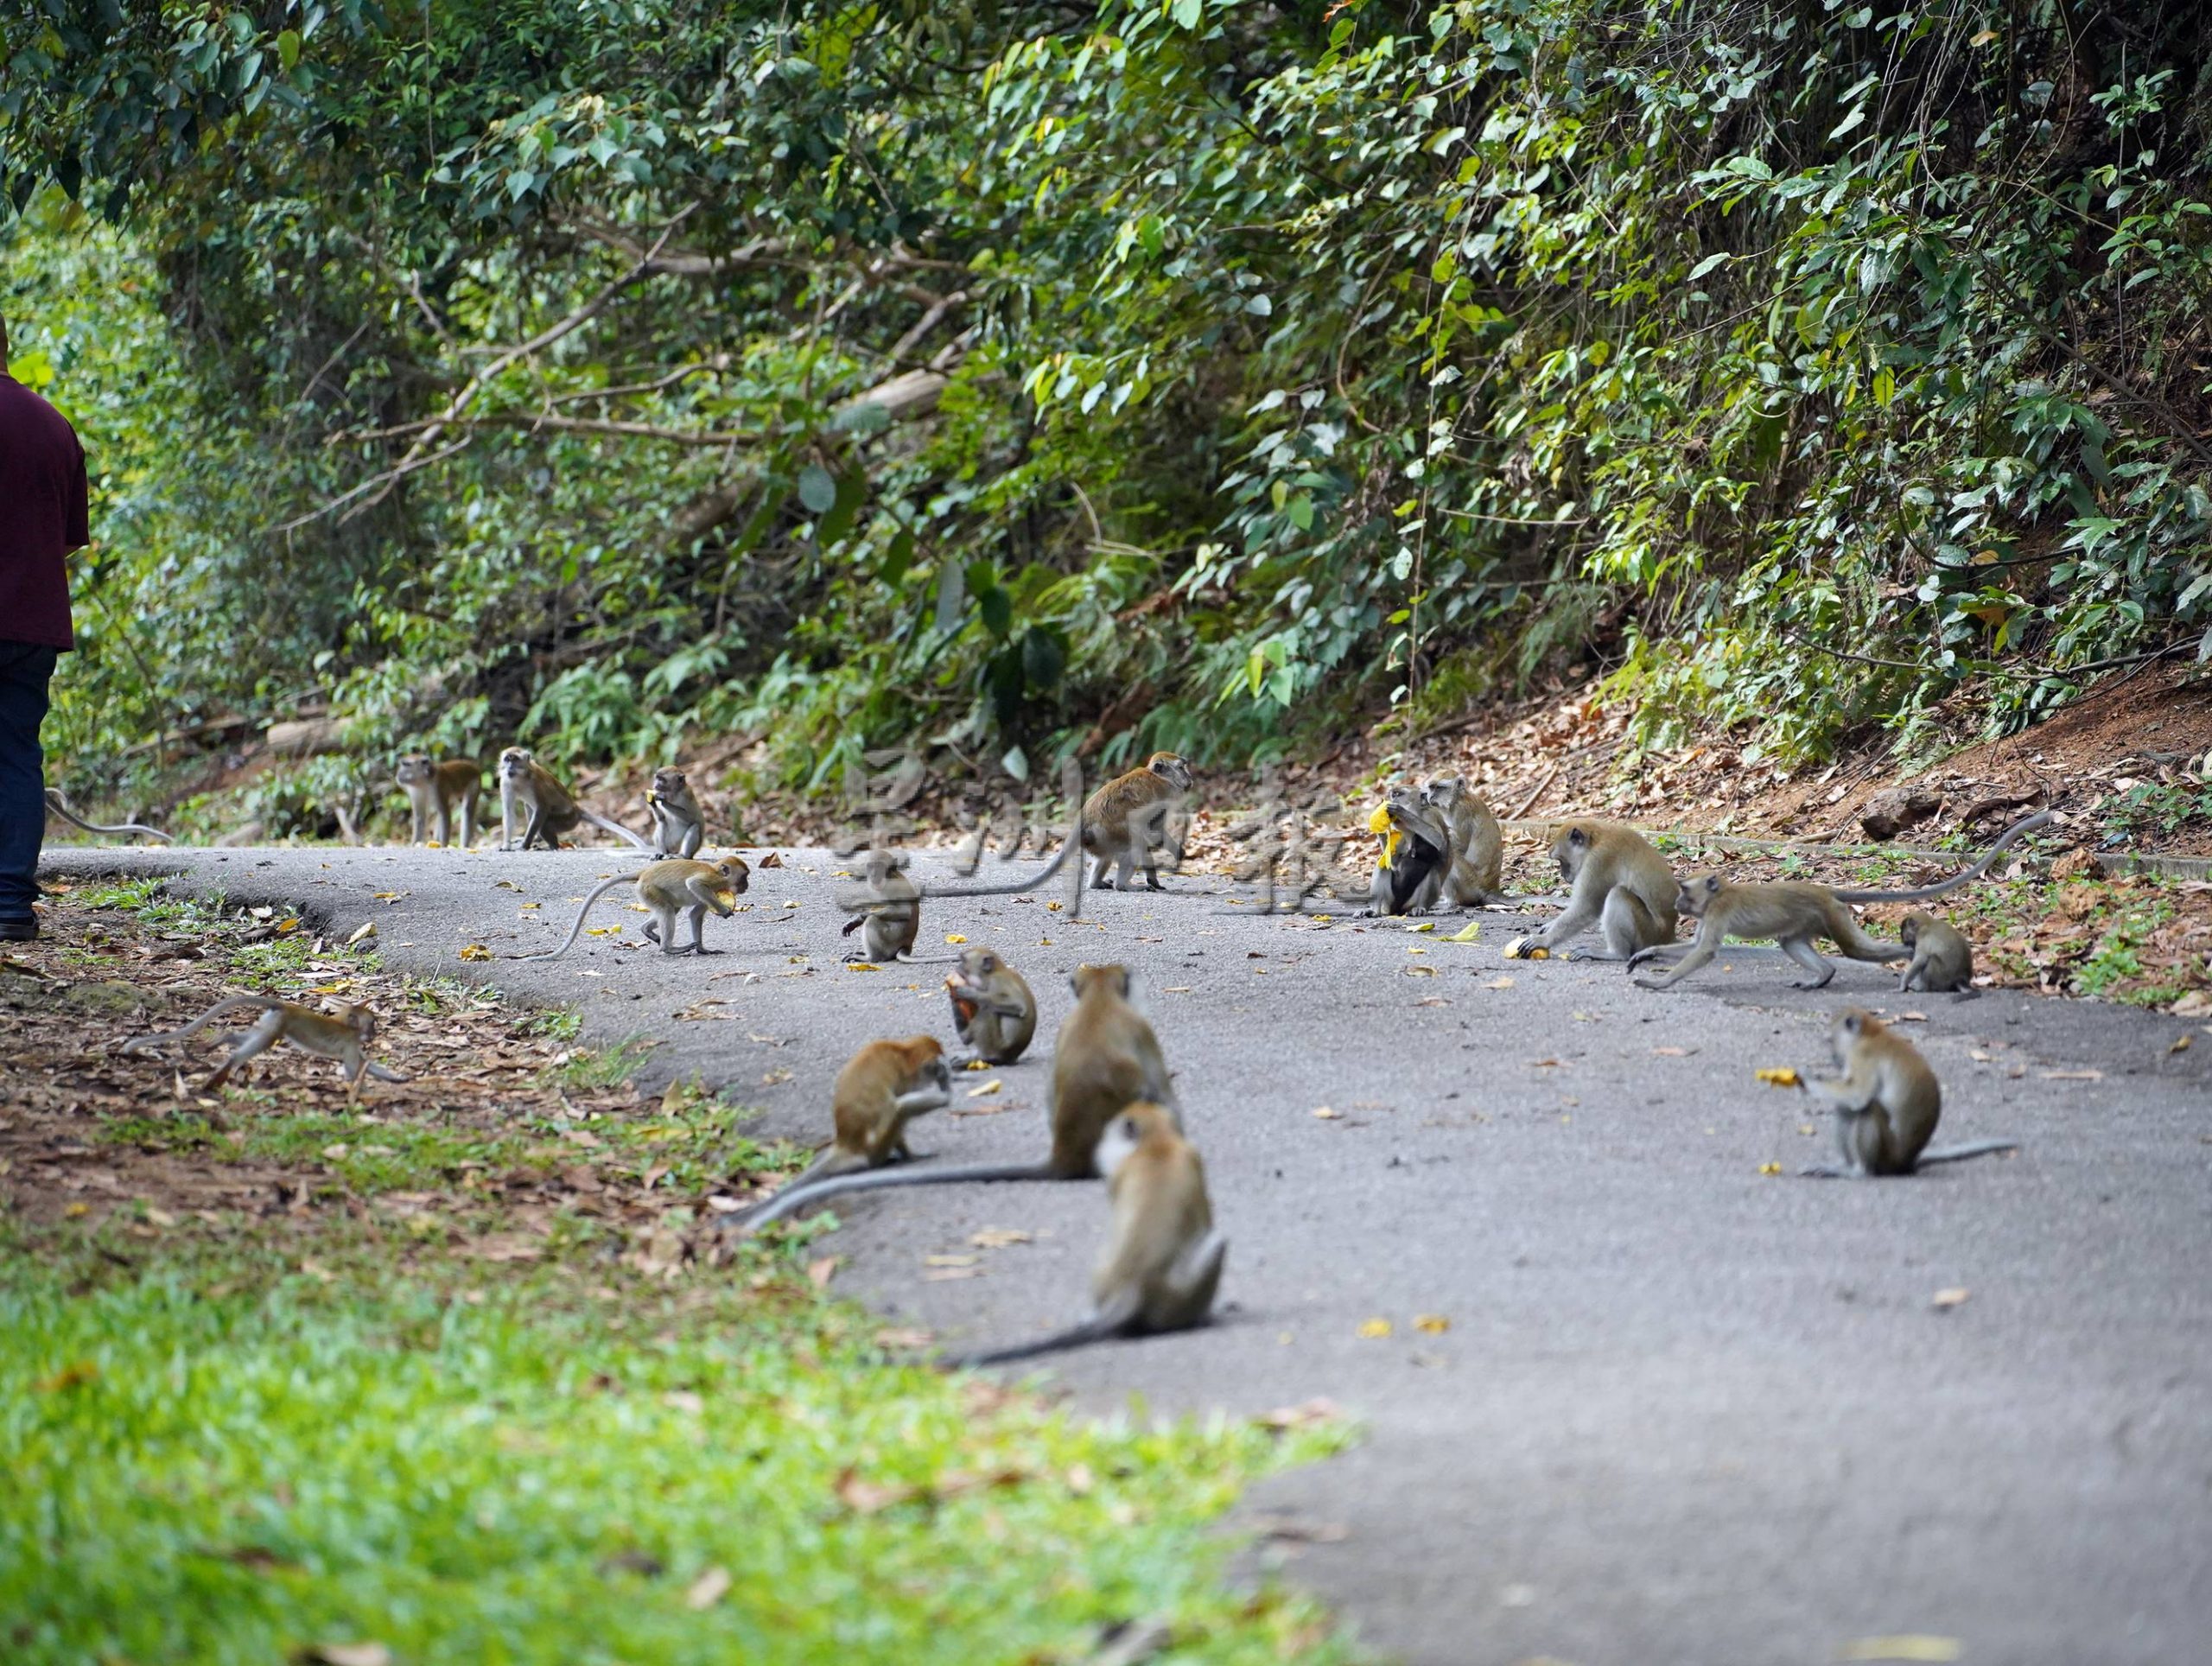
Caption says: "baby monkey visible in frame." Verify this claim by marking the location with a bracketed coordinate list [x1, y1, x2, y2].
[1896, 910, 1974, 995]
[43, 788, 172, 844]
[121, 995, 407, 1101]
[516, 856, 751, 960]
[945, 945, 1038, 1065]
[645, 766, 707, 858]
[948, 1102, 1226, 1368]
[773, 1035, 953, 1192]
[1799, 1008, 2017, 1177]
[395, 755, 480, 847]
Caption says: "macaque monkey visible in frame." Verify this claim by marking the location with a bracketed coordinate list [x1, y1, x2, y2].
[945, 945, 1038, 1065]
[1366, 788, 1452, 916]
[949, 1102, 1225, 1368]
[842, 847, 922, 962]
[515, 856, 751, 960]
[42, 788, 171, 844]
[1081, 752, 1192, 890]
[646, 766, 706, 858]
[1510, 820, 1677, 959]
[1799, 1008, 2017, 1177]
[736, 963, 1175, 1233]
[395, 755, 481, 847]
[121, 995, 407, 1101]
[773, 1036, 952, 1192]
[1630, 810, 2050, 992]
[1421, 774, 1508, 906]
[1897, 910, 1974, 995]
[497, 747, 655, 852]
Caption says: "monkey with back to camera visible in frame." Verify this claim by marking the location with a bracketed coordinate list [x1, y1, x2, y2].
[1797, 1008, 2017, 1177]
[645, 766, 707, 857]
[1421, 773, 1509, 906]
[1506, 819, 1678, 958]
[396, 755, 481, 847]
[1630, 810, 2050, 992]
[1366, 787, 1452, 916]
[43, 787, 171, 844]
[497, 747, 655, 852]
[121, 995, 408, 1101]
[772, 1035, 953, 1192]
[734, 962, 1175, 1232]
[512, 855, 751, 959]
[1896, 909, 1975, 995]
[1082, 752, 1192, 890]
[946, 1101, 1226, 1368]
[945, 945, 1038, 1065]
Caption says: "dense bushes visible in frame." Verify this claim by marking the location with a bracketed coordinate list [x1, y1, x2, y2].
[5, 0, 2207, 818]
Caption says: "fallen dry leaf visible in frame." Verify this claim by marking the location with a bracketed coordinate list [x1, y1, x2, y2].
[2041, 1069, 2103, 1082]
[1755, 1067, 1801, 1088]
[944, 933, 967, 944]
[807, 1256, 840, 1289]
[964, 1078, 1002, 1098]
[1258, 1397, 1343, 1430]
[1484, 976, 1515, 990]
[346, 921, 376, 945]
[1311, 1105, 1342, 1120]
[457, 943, 493, 963]
[835, 1470, 918, 1514]
[1356, 1318, 1393, 1339]
[1758, 1161, 1783, 1176]
[302, 1647, 391, 1666]
[1931, 1288, 1971, 1310]
[685, 1566, 733, 1610]
[1402, 963, 1437, 977]
[969, 1228, 1033, 1249]
[2169, 1033, 2192, 1054]
[925, 1253, 979, 1269]
[874, 1327, 933, 1350]
[1413, 1314, 1449, 1334]
[1653, 1046, 1688, 1057]
[1405, 920, 1436, 933]
[846, 961, 882, 972]
[1444, 920, 1482, 942]
[1839, 1635, 1961, 1662]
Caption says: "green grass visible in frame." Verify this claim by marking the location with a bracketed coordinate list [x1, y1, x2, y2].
[0, 1235, 1352, 1666]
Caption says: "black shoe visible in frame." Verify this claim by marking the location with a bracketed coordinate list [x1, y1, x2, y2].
[0, 918, 37, 942]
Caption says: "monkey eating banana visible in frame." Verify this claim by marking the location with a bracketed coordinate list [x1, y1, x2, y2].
[497, 747, 656, 852]
[1798, 1008, 2017, 1177]
[395, 755, 481, 847]
[1505, 819, 1677, 960]
[945, 1102, 1225, 1368]
[734, 962, 1174, 1233]
[945, 945, 1039, 1065]
[43, 788, 172, 844]
[1366, 788, 1452, 916]
[512, 856, 751, 960]
[772, 1035, 953, 1192]
[645, 766, 707, 858]
[1630, 810, 2050, 992]
[121, 995, 406, 1101]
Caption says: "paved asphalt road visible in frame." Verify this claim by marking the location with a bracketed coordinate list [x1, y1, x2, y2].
[44, 840, 2212, 1666]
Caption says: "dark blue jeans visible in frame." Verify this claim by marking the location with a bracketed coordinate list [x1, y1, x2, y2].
[0, 641, 57, 925]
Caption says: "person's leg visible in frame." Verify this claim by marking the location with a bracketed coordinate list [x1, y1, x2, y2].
[0, 643, 57, 938]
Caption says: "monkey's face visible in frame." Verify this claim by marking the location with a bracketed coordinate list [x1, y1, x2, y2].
[714, 857, 750, 894]
[1148, 754, 1194, 793]
[498, 748, 532, 780]
[396, 754, 433, 785]
[346, 1004, 377, 1043]
[1830, 1008, 1871, 1065]
[651, 767, 689, 798]
[1071, 963, 1133, 1002]
[1553, 825, 1590, 881]
[1421, 777, 1461, 813]
[1675, 874, 1722, 919]
[1897, 912, 1924, 949]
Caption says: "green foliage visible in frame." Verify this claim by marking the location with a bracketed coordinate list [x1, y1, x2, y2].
[6, 0, 2209, 811]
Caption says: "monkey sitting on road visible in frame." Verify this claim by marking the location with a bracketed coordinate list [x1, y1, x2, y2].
[946, 1102, 1226, 1368]
[1366, 789, 1452, 916]
[1507, 820, 1677, 959]
[1630, 810, 2050, 992]
[498, 747, 655, 852]
[945, 945, 1038, 1065]
[735, 963, 1174, 1232]
[121, 995, 407, 1101]
[1798, 1008, 2017, 1177]
[645, 766, 707, 858]
[771, 1036, 953, 1193]
[842, 847, 922, 963]
[1421, 774, 1510, 906]
[513, 856, 751, 960]
[44, 788, 171, 844]
[395, 755, 480, 847]
[1896, 909, 1975, 995]
[1082, 752, 1192, 891]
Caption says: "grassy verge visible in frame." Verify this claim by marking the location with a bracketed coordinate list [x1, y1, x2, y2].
[2, 885, 1358, 1665]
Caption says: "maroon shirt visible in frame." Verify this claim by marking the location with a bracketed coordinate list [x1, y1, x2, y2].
[0, 372, 89, 650]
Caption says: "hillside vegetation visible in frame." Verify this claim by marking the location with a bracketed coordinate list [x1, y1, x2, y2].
[5, 0, 2208, 831]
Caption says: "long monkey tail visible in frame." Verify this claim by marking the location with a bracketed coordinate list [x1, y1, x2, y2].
[510, 871, 645, 960]
[730, 1160, 1054, 1235]
[903, 759, 1090, 915]
[941, 1319, 1123, 1370]
[577, 807, 657, 852]
[1916, 1139, 2019, 1167]
[120, 994, 285, 1054]
[45, 789, 174, 843]
[1833, 809, 2052, 903]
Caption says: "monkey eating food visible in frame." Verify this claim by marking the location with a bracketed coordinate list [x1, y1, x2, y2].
[395, 755, 481, 847]
[1798, 1008, 2018, 1177]
[497, 747, 656, 852]
[945, 945, 1038, 1065]
[1366, 789, 1451, 916]
[1630, 810, 2050, 992]
[43, 788, 171, 844]
[121, 995, 407, 1101]
[645, 766, 707, 858]
[734, 962, 1174, 1232]
[946, 1102, 1225, 1368]
[513, 856, 751, 960]
[771, 1035, 952, 1192]
[1508, 819, 1677, 959]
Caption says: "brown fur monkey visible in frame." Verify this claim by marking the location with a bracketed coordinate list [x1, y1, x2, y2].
[1800, 1008, 2017, 1177]
[514, 856, 751, 960]
[645, 766, 707, 858]
[771, 1036, 952, 1192]
[947, 1102, 1225, 1367]
[498, 747, 655, 852]
[1631, 811, 2050, 991]
[945, 946, 1038, 1065]
[121, 995, 407, 1101]
[1897, 910, 1974, 995]
[1082, 752, 1192, 890]
[1421, 774, 1508, 906]
[841, 847, 922, 962]
[1510, 820, 1677, 959]
[396, 756, 481, 847]
[734, 963, 1175, 1232]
